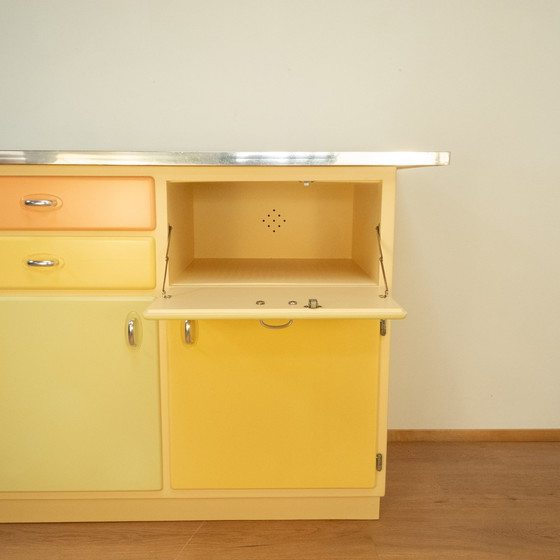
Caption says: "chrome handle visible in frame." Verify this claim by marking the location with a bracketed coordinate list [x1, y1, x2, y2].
[184, 320, 193, 344]
[125, 312, 142, 348]
[259, 320, 293, 329]
[24, 199, 57, 207]
[127, 318, 137, 346]
[27, 259, 58, 267]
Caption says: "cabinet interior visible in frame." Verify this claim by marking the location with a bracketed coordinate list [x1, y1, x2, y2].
[166, 181, 382, 287]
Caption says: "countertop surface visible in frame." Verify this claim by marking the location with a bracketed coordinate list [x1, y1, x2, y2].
[0, 151, 450, 167]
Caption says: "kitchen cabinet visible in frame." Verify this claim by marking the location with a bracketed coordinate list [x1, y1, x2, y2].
[0, 151, 449, 522]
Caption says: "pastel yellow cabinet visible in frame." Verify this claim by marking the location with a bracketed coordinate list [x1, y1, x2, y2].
[0, 151, 449, 522]
[0, 297, 162, 492]
[168, 319, 381, 490]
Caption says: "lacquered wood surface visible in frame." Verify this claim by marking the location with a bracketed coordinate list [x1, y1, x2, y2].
[1, 442, 558, 559]
[0, 298, 162, 492]
[0, 236, 155, 289]
[0, 176, 155, 230]
[168, 319, 381, 489]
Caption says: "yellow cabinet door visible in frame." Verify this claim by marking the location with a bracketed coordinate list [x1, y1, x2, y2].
[168, 319, 380, 489]
[0, 298, 162, 492]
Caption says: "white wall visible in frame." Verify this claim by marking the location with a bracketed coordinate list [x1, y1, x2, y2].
[1, 0, 559, 428]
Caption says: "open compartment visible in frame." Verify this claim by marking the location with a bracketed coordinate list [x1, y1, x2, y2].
[166, 180, 383, 286]
[145, 179, 406, 320]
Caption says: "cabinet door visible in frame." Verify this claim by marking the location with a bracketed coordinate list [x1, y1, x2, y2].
[0, 298, 161, 492]
[168, 319, 380, 489]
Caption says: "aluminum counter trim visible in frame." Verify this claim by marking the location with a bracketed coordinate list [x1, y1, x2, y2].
[0, 151, 450, 167]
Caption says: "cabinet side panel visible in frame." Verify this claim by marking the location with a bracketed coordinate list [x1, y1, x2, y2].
[167, 182, 194, 282]
[352, 182, 382, 282]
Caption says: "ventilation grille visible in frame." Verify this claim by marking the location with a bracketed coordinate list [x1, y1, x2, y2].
[261, 208, 287, 233]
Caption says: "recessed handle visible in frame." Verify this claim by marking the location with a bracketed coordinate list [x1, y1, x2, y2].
[24, 199, 58, 207]
[27, 259, 59, 267]
[259, 320, 293, 329]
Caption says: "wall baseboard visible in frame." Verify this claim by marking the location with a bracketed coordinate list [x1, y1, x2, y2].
[388, 429, 560, 442]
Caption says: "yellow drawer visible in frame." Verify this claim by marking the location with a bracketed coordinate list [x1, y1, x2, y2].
[0, 176, 155, 230]
[0, 237, 155, 289]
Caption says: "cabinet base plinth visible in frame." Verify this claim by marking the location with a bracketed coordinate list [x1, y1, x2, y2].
[0, 496, 381, 522]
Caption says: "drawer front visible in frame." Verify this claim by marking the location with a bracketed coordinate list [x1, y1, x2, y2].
[0, 237, 155, 289]
[0, 176, 155, 230]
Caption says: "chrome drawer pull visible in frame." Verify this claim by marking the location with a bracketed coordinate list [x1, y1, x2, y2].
[259, 320, 293, 329]
[26, 259, 59, 267]
[24, 199, 57, 207]
[127, 319, 137, 346]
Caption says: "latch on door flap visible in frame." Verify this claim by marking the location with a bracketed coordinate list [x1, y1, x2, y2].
[304, 298, 322, 309]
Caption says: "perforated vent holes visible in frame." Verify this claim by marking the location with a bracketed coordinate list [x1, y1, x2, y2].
[262, 209, 287, 233]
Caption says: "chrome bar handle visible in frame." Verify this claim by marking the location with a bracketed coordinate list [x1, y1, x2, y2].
[127, 318, 137, 347]
[184, 320, 193, 344]
[27, 259, 58, 267]
[24, 199, 57, 207]
[259, 320, 293, 329]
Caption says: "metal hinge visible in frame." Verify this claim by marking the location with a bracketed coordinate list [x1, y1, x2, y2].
[380, 319, 387, 336]
[376, 453, 383, 472]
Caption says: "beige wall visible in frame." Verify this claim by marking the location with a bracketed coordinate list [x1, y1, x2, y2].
[1, 0, 559, 428]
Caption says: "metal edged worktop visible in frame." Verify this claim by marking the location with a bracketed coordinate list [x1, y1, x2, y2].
[0, 151, 450, 168]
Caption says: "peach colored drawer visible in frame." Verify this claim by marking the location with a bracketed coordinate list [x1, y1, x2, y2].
[0, 176, 155, 230]
[0, 237, 155, 289]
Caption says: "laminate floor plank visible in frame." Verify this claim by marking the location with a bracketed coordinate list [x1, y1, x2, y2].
[176, 520, 381, 560]
[0, 520, 203, 560]
[1, 443, 559, 559]
[372, 442, 560, 559]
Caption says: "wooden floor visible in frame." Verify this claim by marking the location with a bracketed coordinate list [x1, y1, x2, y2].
[1, 442, 559, 559]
